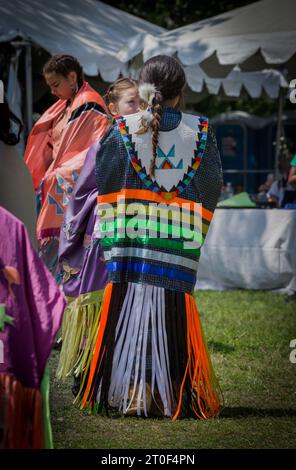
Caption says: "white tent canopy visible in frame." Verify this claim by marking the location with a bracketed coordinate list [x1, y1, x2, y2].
[184, 64, 287, 100]
[120, 0, 296, 78]
[128, 58, 287, 100]
[0, 0, 164, 81]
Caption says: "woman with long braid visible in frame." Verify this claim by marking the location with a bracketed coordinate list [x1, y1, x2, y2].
[74, 55, 224, 420]
[24, 54, 109, 281]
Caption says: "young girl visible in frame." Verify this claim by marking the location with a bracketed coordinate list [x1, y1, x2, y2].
[76, 55, 223, 420]
[57, 78, 140, 385]
[24, 54, 109, 282]
[104, 77, 140, 117]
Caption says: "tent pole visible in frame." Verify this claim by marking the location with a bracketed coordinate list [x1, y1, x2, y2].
[25, 43, 33, 135]
[274, 87, 284, 181]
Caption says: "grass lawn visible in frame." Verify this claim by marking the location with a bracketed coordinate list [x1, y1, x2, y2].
[48, 290, 296, 449]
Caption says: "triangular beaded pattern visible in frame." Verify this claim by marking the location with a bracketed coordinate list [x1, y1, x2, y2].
[115, 115, 209, 202]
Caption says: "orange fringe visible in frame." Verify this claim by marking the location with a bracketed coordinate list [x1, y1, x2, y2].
[0, 374, 44, 448]
[173, 293, 223, 421]
[81, 283, 113, 408]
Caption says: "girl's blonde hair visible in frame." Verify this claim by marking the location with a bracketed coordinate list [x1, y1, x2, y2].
[104, 77, 138, 107]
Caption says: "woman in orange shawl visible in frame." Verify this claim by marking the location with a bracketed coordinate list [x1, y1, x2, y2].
[24, 55, 110, 281]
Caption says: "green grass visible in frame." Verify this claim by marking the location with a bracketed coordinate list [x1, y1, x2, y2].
[48, 290, 296, 449]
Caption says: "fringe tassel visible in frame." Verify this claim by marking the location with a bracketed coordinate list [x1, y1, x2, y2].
[108, 283, 173, 416]
[172, 293, 223, 421]
[40, 367, 53, 449]
[79, 283, 222, 420]
[80, 283, 113, 407]
[80, 283, 174, 416]
[56, 290, 104, 381]
[0, 374, 44, 448]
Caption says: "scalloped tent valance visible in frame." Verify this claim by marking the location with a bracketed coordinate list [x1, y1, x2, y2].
[119, 0, 296, 79]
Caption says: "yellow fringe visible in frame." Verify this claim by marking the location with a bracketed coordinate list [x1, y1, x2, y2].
[56, 290, 103, 381]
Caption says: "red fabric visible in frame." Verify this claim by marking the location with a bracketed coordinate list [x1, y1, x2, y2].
[1, 374, 44, 449]
[24, 82, 110, 240]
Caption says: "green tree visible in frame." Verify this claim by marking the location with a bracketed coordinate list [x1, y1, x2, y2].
[101, 0, 256, 29]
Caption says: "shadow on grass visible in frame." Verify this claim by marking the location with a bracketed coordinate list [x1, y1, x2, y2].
[75, 407, 296, 422]
[220, 407, 296, 419]
[207, 341, 235, 354]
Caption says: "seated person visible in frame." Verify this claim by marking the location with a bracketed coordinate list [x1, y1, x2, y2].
[258, 173, 274, 194]
[267, 149, 296, 208]
[288, 153, 296, 189]
[286, 152, 296, 301]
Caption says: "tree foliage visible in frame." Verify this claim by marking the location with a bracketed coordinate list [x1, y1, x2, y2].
[101, 0, 256, 29]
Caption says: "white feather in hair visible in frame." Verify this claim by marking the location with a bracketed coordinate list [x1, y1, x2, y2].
[142, 110, 154, 123]
[139, 83, 157, 106]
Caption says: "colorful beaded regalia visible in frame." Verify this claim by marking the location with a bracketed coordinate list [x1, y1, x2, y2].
[24, 82, 109, 282]
[78, 108, 223, 419]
